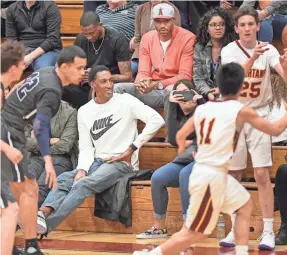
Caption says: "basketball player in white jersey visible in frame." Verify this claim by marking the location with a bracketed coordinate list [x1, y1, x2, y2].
[133, 62, 287, 255]
[220, 7, 287, 250]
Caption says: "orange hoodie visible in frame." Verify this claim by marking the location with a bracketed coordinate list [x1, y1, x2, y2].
[135, 25, 196, 88]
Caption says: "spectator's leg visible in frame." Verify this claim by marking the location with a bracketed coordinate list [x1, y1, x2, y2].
[179, 162, 195, 221]
[83, 1, 105, 12]
[275, 164, 287, 245]
[28, 156, 45, 181]
[131, 59, 139, 79]
[37, 156, 73, 208]
[40, 168, 78, 213]
[272, 14, 287, 41]
[151, 163, 184, 229]
[258, 17, 273, 43]
[45, 160, 133, 233]
[32, 50, 60, 70]
[114, 83, 167, 109]
[172, 1, 191, 31]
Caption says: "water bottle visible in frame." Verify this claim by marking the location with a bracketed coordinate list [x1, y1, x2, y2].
[217, 214, 226, 239]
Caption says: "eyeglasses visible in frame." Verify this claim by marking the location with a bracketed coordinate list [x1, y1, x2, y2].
[208, 22, 225, 28]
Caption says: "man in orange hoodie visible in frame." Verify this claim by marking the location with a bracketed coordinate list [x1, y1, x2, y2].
[114, 3, 196, 109]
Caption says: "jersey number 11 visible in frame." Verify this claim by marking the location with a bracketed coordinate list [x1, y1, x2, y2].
[199, 118, 215, 145]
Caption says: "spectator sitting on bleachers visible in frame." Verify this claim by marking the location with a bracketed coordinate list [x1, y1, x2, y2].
[1, 0, 15, 39]
[193, 7, 236, 101]
[6, 0, 62, 71]
[37, 65, 165, 235]
[25, 101, 78, 209]
[114, 3, 196, 109]
[136, 80, 205, 239]
[62, 12, 132, 109]
[96, 0, 138, 42]
[130, 0, 181, 78]
[238, 0, 287, 43]
[275, 163, 287, 245]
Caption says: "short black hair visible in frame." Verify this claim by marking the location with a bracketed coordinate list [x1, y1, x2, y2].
[80, 11, 101, 27]
[89, 65, 110, 82]
[234, 6, 259, 25]
[216, 63, 245, 96]
[1, 40, 24, 73]
[57, 46, 87, 67]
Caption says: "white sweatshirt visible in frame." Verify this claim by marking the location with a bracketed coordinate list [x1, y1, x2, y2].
[76, 93, 165, 172]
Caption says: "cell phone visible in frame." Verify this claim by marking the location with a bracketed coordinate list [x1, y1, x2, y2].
[173, 91, 195, 102]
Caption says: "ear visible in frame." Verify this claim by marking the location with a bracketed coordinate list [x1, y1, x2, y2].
[90, 80, 97, 89]
[256, 23, 260, 32]
[234, 24, 239, 34]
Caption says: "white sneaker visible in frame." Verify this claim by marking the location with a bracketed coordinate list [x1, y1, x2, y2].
[219, 231, 235, 247]
[258, 232, 275, 251]
[133, 249, 149, 255]
[37, 211, 47, 234]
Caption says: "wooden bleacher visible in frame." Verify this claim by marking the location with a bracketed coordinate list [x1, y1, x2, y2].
[52, 1, 287, 240]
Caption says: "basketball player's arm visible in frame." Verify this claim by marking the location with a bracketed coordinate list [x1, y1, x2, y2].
[0, 140, 23, 164]
[176, 116, 195, 155]
[34, 91, 61, 188]
[242, 43, 269, 76]
[238, 107, 287, 136]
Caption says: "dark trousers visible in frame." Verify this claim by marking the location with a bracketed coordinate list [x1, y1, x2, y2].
[83, 1, 106, 12]
[28, 155, 73, 208]
[275, 164, 287, 222]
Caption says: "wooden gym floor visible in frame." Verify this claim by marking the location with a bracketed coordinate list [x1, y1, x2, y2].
[15, 231, 287, 255]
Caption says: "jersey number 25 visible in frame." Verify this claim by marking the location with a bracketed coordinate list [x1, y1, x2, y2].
[17, 72, 40, 102]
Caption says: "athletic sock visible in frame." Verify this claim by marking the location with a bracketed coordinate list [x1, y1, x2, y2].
[149, 246, 163, 255]
[231, 213, 236, 232]
[235, 245, 248, 255]
[263, 218, 274, 233]
[25, 238, 39, 254]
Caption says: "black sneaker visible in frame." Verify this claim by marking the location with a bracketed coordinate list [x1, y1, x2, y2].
[13, 246, 24, 255]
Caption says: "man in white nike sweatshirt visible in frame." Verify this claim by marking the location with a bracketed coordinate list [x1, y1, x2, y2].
[37, 65, 165, 234]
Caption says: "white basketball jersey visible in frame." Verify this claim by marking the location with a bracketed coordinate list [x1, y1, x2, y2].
[221, 40, 280, 108]
[194, 100, 244, 168]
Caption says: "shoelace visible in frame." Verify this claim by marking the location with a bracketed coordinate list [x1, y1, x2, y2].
[257, 232, 274, 241]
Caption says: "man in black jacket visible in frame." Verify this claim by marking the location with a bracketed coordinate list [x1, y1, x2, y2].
[6, 0, 62, 71]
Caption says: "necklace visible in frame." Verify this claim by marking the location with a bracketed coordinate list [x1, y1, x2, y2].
[92, 33, 105, 55]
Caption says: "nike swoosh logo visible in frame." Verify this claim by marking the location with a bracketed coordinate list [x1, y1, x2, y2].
[90, 119, 121, 140]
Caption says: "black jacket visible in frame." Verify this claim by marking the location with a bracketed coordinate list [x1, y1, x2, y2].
[6, 1, 62, 52]
[94, 170, 153, 226]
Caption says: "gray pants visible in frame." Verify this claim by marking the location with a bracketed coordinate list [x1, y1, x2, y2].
[42, 158, 134, 233]
[28, 155, 73, 208]
[114, 83, 173, 109]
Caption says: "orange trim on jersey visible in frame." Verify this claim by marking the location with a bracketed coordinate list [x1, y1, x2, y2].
[190, 185, 214, 233]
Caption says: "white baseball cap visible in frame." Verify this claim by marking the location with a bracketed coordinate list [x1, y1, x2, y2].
[152, 3, 175, 20]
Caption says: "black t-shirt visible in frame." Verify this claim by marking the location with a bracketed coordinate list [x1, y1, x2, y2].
[74, 27, 130, 74]
[2, 67, 62, 138]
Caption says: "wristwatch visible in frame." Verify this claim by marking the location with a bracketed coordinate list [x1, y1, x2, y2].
[129, 143, 138, 151]
[157, 82, 164, 90]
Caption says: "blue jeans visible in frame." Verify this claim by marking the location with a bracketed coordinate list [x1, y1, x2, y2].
[258, 14, 287, 43]
[25, 48, 60, 71]
[131, 59, 139, 79]
[151, 161, 195, 221]
[42, 158, 134, 233]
